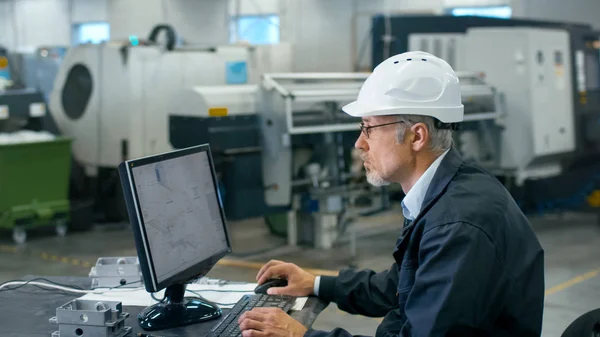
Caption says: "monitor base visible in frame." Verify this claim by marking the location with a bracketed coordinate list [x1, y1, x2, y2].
[138, 284, 222, 331]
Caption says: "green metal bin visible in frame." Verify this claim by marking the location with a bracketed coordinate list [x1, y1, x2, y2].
[0, 136, 72, 244]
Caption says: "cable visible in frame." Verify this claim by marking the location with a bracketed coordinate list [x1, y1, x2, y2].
[0, 277, 85, 291]
[190, 277, 249, 286]
[0, 277, 144, 295]
[107, 279, 143, 290]
[0, 280, 93, 294]
[0, 277, 253, 306]
[151, 292, 166, 303]
[0, 278, 85, 297]
[148, 24, 177, 51]
[184, 288, 254, 293]
[185, 290, 238, 306]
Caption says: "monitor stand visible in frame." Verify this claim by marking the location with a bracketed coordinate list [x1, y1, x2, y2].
[138, 283, 222, 331]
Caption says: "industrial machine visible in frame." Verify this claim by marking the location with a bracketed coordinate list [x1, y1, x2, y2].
[168, 72, 502, 249]
[0, 47, 48, 131]
[372, 15, 600, 213]
[49, 39, 293, 221]
[463, 27, 576, 184]
[50, 42, 292, 173]
[0, 46, 66, 134]
[0, 46, 66, 93]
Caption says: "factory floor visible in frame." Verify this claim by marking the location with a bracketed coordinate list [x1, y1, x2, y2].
[1, 209, 599, 337]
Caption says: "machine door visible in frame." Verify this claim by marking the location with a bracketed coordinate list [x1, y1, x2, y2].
[529, 30, 576, 157]
[49, 45, 101, 172]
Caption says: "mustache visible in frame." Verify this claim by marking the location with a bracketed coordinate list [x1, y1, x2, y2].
[353, 149, 368, 162]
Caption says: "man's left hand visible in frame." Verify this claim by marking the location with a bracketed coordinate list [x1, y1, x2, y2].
[238, 307, 307, 337]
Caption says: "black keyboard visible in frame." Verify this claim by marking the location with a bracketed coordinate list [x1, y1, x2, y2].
[207, 294, 295, 337]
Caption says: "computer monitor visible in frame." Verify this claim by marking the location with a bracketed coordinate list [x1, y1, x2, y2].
[118, 143, 232, 331]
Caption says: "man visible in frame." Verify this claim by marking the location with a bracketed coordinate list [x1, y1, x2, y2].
[238, 51, 545, 337]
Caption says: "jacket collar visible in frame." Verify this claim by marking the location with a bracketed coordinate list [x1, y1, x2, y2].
[416, 146, 463, 222]
[393, 147, 464, 261]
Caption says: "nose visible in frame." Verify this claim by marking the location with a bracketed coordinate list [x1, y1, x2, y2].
[355, 131, 369, 152]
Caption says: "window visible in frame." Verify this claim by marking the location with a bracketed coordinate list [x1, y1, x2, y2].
[448, 6, 512, 19]
[230, 15, 280, 45]
[73, 22, 110, 45]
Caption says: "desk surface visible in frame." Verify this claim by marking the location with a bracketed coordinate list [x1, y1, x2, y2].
[0, 276, 328, 337]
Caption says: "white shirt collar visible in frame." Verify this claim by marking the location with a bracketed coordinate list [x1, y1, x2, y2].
[401, 149, 450, 221]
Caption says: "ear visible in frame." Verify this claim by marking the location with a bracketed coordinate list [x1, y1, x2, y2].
[410, 123, 429, 152]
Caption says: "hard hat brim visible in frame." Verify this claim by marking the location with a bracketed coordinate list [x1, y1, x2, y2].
[342, 100, 465, 123]
[341, 101, 376, 118]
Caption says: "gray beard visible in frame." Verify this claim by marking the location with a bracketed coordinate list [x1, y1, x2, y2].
[366, 170, 391, 187]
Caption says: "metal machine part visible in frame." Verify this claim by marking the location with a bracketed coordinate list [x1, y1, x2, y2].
[89, 257, 143, 289]
[50, 299, 132, 337]
[259, 73, 364, 207]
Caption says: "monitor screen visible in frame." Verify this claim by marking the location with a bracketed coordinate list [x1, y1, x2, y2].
[130, 150, 229, 284]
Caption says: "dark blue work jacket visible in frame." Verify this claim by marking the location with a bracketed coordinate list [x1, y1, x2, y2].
[306, 147, 545, 337]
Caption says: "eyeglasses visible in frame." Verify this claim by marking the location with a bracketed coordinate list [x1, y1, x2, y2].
[359, 121, 405, 139]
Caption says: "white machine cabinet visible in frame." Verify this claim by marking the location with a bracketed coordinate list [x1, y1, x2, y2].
[465, 27, 575, 179]
[50, 43, 293, 173]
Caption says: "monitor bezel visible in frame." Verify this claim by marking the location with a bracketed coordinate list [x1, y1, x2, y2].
[118, 143, 233, 293]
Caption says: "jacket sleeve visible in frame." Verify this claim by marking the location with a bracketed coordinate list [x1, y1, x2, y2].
[399, 222, 506, 337]
[303, 311, 404, 337]
[317, 263, 399, 317]
[304, 328, 370, 337]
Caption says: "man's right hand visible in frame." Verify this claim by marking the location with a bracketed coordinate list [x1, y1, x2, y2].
[256, 260, 316, 296]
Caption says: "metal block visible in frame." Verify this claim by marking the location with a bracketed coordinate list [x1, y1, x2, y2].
[89, 257, 143, 289]
[50, 299, 132, 337]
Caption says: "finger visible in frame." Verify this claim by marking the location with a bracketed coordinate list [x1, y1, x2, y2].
[242, 329, 266, 337]
[266, 285, 294, 296]
[239, 318, 265, 332]
[257, 264, 290, 285]
[256, 260, 284, 281]
[238, 310, 269, 324]
[251, 307, 283, 314]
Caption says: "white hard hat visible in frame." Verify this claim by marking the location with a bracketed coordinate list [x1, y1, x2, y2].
[343, 51, 464, 124]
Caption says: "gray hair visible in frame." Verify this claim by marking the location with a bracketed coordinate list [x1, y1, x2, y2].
[396, 115, 454, 153]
